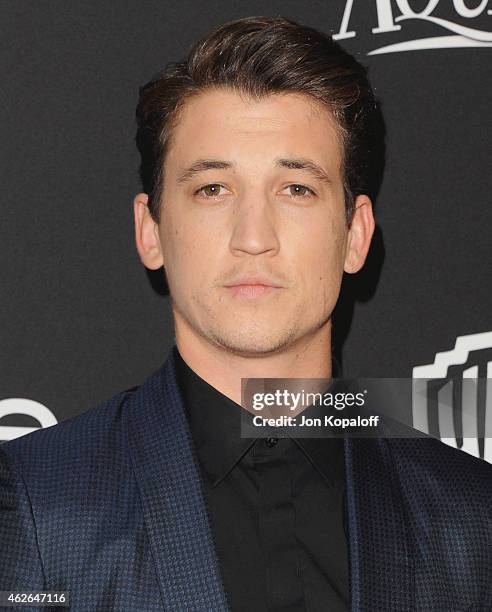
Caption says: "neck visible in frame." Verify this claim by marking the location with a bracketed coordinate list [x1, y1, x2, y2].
[173, 314, 333, 407]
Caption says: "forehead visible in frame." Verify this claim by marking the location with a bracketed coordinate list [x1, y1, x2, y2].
[165, 88, 343, 175]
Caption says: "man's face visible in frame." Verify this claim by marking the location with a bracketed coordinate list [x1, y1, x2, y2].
[147, 89, 362, 355]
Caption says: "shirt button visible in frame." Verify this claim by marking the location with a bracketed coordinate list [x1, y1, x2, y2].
[266, 437, 278, 447]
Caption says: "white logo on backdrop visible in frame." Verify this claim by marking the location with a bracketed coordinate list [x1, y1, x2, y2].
[0, 398, 58, 442]
[333, 0, 492, 54]
[412, 331, 492, 463]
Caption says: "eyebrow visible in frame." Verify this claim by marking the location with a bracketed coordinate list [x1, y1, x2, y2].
[176, 157, 332, 184]
[276, 157, 332, 184]
[177, 160, 233, 184]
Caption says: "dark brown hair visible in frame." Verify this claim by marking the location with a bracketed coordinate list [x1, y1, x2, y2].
[135, 16, 380, 225]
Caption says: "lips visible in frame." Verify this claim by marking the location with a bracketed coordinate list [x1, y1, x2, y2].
[224, 276, 282, 288]
[225, 284, 281, 298]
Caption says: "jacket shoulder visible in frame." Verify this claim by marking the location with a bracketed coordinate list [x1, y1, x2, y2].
[388, 435, 492, 481]
[387, 436, 492, 519]
[0, 386, 138, 484]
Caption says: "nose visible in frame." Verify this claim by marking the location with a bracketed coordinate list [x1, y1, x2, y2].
[228, 191, 280, 257]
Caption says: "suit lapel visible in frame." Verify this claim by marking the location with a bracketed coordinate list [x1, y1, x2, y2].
[344, 437, 415, 611]
[125, 347, 414, 611]
[124, 349, 229, 611]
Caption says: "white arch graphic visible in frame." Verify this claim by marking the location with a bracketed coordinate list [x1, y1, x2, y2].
[0, 398, 58, 442]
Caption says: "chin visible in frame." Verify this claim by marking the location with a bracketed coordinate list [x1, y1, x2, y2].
[208, 326, 299, 357]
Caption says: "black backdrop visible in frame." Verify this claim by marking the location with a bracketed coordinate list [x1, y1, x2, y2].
[1, 1, 491, 459]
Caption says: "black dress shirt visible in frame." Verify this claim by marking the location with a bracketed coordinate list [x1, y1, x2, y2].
[173, 346, 350, 612]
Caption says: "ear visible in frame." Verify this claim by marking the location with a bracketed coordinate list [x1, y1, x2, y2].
[343, 194, 375, 274]
[133, 193, 164, 270]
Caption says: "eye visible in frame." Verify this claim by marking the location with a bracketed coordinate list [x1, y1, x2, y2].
[282, 184, 316, 198]
[195, 183, 227, 198]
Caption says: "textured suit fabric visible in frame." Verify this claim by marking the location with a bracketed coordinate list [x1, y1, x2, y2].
[1, 345, 492, 611]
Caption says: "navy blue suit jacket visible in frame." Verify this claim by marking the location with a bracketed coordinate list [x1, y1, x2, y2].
[1, 346, 492, 611]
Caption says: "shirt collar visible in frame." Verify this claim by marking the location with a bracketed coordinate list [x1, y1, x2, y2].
[173, 345, 344, 488]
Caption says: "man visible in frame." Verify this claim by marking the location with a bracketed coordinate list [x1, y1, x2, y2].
[1, 15, 491, 612]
